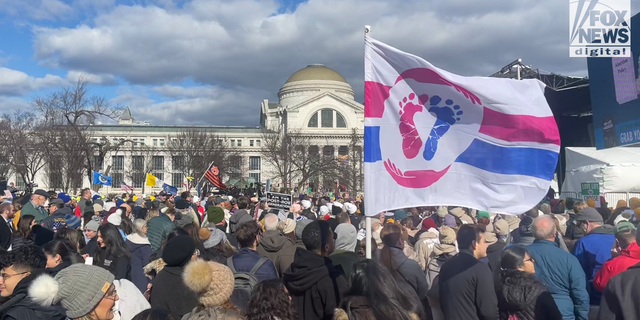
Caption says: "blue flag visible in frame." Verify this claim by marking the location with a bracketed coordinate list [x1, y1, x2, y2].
[92, 171, 112, 186]
[162, 183, 178, 195]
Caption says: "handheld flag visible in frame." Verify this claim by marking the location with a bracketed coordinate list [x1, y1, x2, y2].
[364, 36, 559, 216]
[92, 171, 112, 186]
[204, 163, 226, 190]
[162, 183, 178, 195]
[145, 173, 157, 187]
[121, 182, 134, 192]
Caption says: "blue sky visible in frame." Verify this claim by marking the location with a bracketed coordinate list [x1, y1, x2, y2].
[0, 0, 635, 126]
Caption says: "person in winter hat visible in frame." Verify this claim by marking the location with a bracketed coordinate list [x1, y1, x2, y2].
[257, 214, 297, 277]
[181, 259, 240, 320]
[330, 223, 360, 281]
[278, 218, 297, 241]
[426, 226, 458, 320]
[29, 264, 116, 320]
[449, 207, 474, 225]
[593, 221, 640, 292]
[294, 219, 312, 249]
[200, 227, 235, 265]
[0, 244, 66, 320]
[149, 235, 199, 317]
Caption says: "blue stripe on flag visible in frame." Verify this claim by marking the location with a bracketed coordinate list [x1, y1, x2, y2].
[455, 139, 558, 180]
[364, 126, 382, 163]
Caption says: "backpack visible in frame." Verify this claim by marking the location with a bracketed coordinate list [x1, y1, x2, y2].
[226, 256, 268, 310]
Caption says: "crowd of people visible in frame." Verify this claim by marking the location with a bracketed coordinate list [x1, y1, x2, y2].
[1, 187, 640, 319]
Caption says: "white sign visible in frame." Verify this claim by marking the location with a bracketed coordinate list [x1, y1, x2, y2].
[569, 0, 631, 57]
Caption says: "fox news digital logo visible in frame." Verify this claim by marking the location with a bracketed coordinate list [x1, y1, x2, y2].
[570, 0, 630, 57]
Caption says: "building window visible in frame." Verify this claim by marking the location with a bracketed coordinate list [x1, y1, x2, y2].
[172, 173, 184, 188]
[336, 112, 347, 128]
[338, 146, 349, 156]
[256, 140, 261, 147]
[132, 156, 144, 171]
[308, 113, 318, 127]
[139, 139, 145, 145]
[172, 156, 184, 170]
[249, 156, 261, 171]
[93, 156, 103, 171]
[160, 139, 165, 146]
[237, 140, 242, 147]
[112, 156, 124, 171]
[231, 140, 235, 147]
[249, 172, 261, 183]
[321, 109, 333, 128]
[152, 156, 164, 181]
[16, 176, 25, 190]
[112, 173, 124, 187]
[153, 139, 158, 146]
[249, 140, 254, 147]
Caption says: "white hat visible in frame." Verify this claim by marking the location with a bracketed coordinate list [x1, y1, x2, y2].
[614, 210, 633, 225]
[301, 200, 311, 209]
[107, 210, 123, 226]
[333, 202, 344, 208]
[192, 196, 200, 204]
[344, 203, 357, 214]
[319, 206, 329, 216]
[104, 202, 116, 212]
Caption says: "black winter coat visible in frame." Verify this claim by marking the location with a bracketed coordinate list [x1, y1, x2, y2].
[0, 271, 66, 320]
[150, 266, 199, 318]
[127, 235, 152, 293]
[374, 246, 429, 314]
[496, 271, 563, 320]
[487, 240, 507, 272]
[283, 248, 349, 320]
[94, 253, 131, 280]
[598, 262, 640, 320]
[439, 250, 498, 320]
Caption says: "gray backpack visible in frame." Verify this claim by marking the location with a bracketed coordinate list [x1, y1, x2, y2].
[226, 256, 268, 310]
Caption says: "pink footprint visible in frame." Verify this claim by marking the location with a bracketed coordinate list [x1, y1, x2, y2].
[398, 93, 428, 159]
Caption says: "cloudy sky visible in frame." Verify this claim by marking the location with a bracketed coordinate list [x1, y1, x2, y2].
[0, 0, 637, 126]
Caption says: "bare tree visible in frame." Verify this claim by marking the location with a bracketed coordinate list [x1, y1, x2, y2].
[0, 111, 48, 187]
[166, 129, 238, 187]
[336, 128, 364, 195]
[33, 78, 122, 184]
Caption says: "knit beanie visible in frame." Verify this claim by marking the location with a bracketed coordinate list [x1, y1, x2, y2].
[502, 215, 520, 231]
[202, 228, 226, 249]
[295, 219, 313, 240]
[485, 231, 497, 245]
[477, 211, 490, 220]
[301, 200, 311, 209]
[344, 203, 357, 214]
[334, 223, 357, 252]
[278, 218, 296, 234]
[615, 221, 636, 235]
[634, 208, 640, 221]
[519, 216, 534, 237]
[64, 214, 81, 229]
[107, 209, 123, 226]
[422, 218, 437, 231]
[84, 216, 101, 232]
[616, 199, 628, 209]
[207, 206, 225, 224]
[493, 219, 509, 237]
[29, 264, 114, 319]
[630, 197, 640, 210]
[443, 214, 457, 228]
[439, 226, 456, 244]
[319, 206, 329, 216]
[394, 210, 407, 220]
[163, 235, 196, 267]
[587, 198, 596, 208]
[614, 211, 632, 225]
[183, 260, 234, 307]
[437, 206, 448, 218]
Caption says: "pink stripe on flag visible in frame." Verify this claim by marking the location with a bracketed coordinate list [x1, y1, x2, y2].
[365, 81, 390, 118]
[480, 107, 560, 145]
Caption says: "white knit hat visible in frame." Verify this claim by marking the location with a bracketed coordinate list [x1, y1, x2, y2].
[301, 200, 311, 209]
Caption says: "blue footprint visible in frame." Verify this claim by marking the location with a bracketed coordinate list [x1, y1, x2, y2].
[423, 96, 463, 161]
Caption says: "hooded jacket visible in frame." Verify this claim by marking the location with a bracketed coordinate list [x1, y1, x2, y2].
[598, 262, 640, 320]
[127, 233, 152, 293]
[413, 230, 439, 271]
[329, 249, 360, 282]
[496, 272, 563, 320]
[486, 240, 507, 272]
[572, 224, 616, 305]
[527, 240, 588, 320]
[594, 241, 640, 292]
[283, 248, 349, 320]
[228, 209, 252, 234]
[257, 230, 297, 277]
[40, 206, 73, 231]
[0, 271, 66, 320]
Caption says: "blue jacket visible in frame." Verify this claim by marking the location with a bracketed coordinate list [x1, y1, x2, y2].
[230, 248, 278, 282]
[527, 240, 589, 320]
[572, 224, 615, 305]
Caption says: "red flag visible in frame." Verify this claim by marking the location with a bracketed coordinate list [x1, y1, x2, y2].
[204, 164, 226, 190]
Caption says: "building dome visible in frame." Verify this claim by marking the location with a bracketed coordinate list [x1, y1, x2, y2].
[284, 64, 348, 84]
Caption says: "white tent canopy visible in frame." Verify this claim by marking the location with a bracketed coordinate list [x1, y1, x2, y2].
[562, 147, 640, 194]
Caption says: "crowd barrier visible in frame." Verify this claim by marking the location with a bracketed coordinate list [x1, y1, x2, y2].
[555, 192, 640, 207]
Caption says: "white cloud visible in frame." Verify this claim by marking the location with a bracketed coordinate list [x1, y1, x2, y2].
[0, 0, 73, 21]
[0, 67, 68, 96]
[28, 0, 639, 125]
[66, 70, 118, 85]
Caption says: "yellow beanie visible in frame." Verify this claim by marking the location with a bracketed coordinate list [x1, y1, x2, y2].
[587, 198, 596, 208]
[630, 198, 640, 210]
[616, 199, 628, 209]
[634, 208, 640, 221]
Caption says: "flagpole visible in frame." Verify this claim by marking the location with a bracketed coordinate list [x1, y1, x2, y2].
[364, 24, 372, 260]
[196, 161, 215, 197]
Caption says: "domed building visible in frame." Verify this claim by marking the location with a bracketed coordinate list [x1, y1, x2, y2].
[21, 64, 364, 195]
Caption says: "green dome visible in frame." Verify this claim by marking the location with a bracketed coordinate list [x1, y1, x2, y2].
[285, 64, 348, 84]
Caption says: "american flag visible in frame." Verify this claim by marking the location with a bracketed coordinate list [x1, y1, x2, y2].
[121, 182, 134, 192]
[204, 163, 226, 190]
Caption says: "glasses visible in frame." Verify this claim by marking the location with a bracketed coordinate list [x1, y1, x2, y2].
[104, 286, 118, 300]
[524, 258, 535, 263]
[1, 271, 28, 281]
